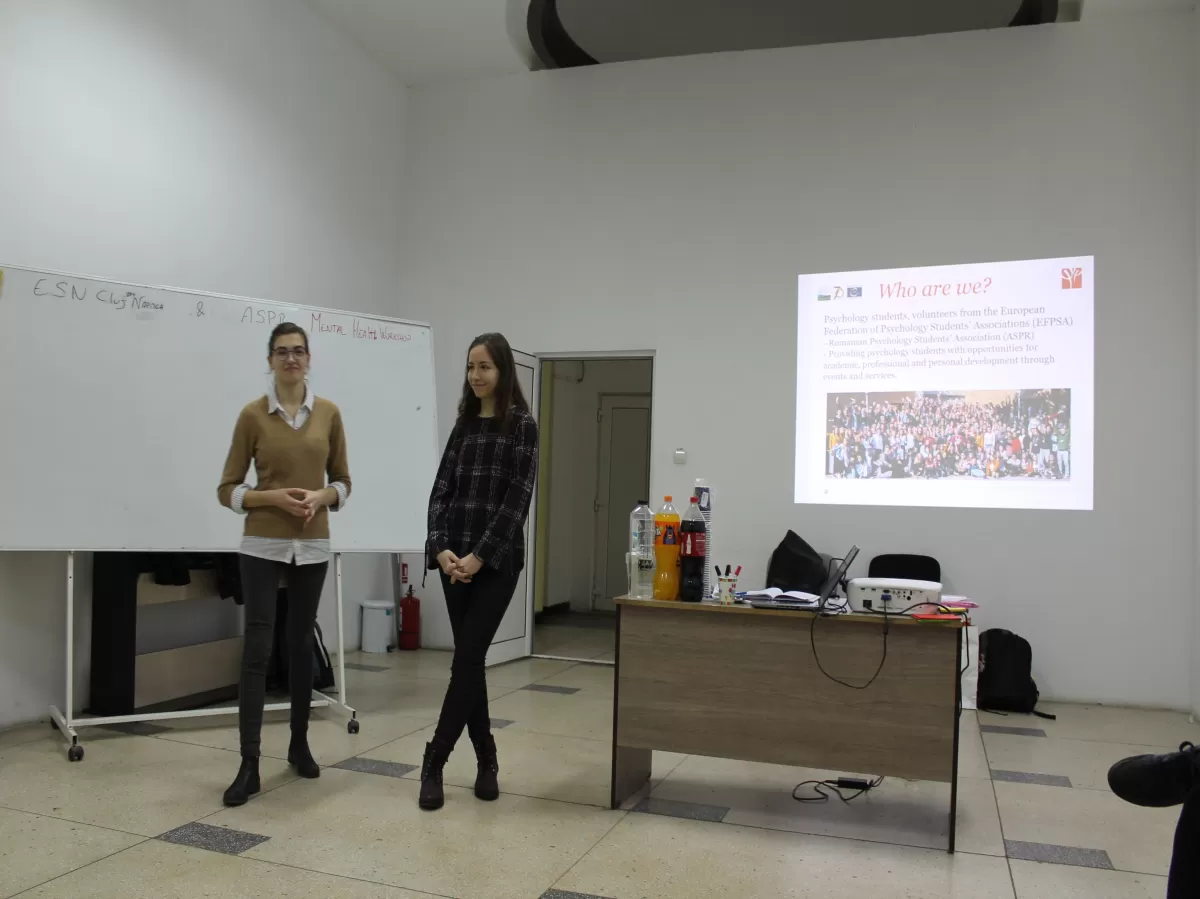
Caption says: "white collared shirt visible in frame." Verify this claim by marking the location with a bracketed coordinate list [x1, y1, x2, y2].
[230, 384, 349, 566]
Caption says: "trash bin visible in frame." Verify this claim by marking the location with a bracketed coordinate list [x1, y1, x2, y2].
[361, 599, 394, 654]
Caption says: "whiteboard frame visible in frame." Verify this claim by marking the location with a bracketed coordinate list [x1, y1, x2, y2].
[0, 262, 442, 555]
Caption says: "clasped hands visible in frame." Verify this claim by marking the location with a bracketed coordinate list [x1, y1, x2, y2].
[268, 487, 335, 523]
[437, 550, 483, 584]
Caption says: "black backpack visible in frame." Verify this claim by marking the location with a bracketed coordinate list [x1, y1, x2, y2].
[977, 628, 1054, 719]
[766, 530, 829, 595]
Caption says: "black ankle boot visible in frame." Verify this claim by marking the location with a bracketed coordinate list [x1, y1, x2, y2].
[472, 734, 499, 801]
[419, 740, 451, 810]
[288, 732, 320, 779]
[1108, 741, 1199, 807]
[223, 755, 261, 807]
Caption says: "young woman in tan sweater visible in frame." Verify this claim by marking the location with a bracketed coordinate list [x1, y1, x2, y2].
[216, 322, 351, 806]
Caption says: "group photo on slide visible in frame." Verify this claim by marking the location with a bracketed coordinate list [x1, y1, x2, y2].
[825, 388, 1071, 482]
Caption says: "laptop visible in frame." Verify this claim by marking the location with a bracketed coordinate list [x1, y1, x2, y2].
[748, 545, 859, 612]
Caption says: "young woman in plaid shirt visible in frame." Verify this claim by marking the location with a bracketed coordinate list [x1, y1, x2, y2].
[422, 333, 539, 810]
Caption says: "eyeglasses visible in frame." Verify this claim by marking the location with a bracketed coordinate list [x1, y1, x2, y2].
[272, 347, 309, 360]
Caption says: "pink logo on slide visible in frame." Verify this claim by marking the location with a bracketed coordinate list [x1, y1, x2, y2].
[1061, 267, 1083, 290]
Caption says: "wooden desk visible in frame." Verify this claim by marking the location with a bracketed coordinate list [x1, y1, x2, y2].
[611, 597, 965, 852]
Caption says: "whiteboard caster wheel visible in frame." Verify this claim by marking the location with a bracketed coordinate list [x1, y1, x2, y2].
[68, 745, 84, 762]
[347, 719, 360, 735]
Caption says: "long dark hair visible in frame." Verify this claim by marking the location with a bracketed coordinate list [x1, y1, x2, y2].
[457, 332, 529, 429]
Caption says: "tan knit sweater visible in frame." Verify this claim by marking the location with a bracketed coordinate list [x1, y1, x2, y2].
[217, 396, 352, 540]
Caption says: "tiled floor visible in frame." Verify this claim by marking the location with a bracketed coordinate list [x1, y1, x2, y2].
[0, 649, 1192, 899]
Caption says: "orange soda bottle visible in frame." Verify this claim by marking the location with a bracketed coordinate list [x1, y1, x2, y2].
[653, 496, 681, 600]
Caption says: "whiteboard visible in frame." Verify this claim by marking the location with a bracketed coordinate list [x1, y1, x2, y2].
[0, 265, 439, 553]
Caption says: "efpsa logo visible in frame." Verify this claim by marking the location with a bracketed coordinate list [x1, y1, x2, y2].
[833, 286, 845, 298]
[1061, 267, 1083, 290]
[847, 286, 862, 298]
[817, 287, 833, 302]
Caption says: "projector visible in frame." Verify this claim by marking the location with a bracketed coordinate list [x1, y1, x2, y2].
[847, 577, 942, 615]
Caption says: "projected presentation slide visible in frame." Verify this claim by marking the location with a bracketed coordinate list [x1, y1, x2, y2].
[796, 256, 1093, 510]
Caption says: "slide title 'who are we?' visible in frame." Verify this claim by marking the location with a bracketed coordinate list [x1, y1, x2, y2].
[876, 265, 1083, 299]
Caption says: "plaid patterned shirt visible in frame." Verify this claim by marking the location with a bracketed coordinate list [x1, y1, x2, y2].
[427, 409, 539, 574]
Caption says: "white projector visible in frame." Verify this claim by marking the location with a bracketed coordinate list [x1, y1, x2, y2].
[847, 577, 943, 615]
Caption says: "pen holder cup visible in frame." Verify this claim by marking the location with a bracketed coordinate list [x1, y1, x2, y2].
[718, 576, 738, 605]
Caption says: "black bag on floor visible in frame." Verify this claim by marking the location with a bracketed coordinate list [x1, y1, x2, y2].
[312, 622, 334, 691]
[266, 587, 336, 693]
[977, 628, 1054, 719]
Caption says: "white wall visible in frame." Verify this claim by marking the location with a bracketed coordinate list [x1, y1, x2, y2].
[400, 15, 1199, 708]
[544, 360, 653, 611]
[0, 0, 407, 728]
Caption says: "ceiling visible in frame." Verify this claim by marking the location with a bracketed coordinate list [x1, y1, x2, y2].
[306, 0, 535, 86]
[308, 0, 1194, 87]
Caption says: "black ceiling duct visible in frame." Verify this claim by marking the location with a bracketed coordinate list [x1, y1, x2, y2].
[530, 0, 1062, 71]
[527, 0, 597, 69]
[1010, 0, 1060, 27]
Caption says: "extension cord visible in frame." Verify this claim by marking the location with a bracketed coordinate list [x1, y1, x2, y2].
[835, 777, 873, 791]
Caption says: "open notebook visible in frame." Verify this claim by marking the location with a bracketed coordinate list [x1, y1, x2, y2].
[742, 587, 851, 614]
[741, 588, 821, 603]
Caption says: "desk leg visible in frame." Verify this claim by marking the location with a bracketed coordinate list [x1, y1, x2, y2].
[948, 764, 959, 854]
[948, 627, 963, 853]
[611, 604, 652, 809]
[612, 744, 653, 809]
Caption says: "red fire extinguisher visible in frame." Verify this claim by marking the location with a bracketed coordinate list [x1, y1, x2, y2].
[399, 563, 420, 651]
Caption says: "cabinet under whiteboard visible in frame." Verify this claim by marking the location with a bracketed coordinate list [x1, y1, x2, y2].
[0, 264, 439, 553]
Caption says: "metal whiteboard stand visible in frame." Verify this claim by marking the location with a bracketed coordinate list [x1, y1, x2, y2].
[49, 551, 358, 761]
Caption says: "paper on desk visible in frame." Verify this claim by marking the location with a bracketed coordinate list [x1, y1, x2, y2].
[941, 595, 978, 608]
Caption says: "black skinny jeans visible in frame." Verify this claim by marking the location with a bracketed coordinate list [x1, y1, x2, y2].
[237, 555, 327, 757]
[1168, 791, 1199, 898]
[433, 566, 520, 748]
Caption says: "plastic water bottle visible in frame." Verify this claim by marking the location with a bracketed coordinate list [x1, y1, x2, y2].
[694, 478, 713, 599]
[629, 500, 656, 599]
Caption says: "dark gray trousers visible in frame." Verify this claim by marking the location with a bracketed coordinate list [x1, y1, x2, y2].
[237, 555, 327, 757]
